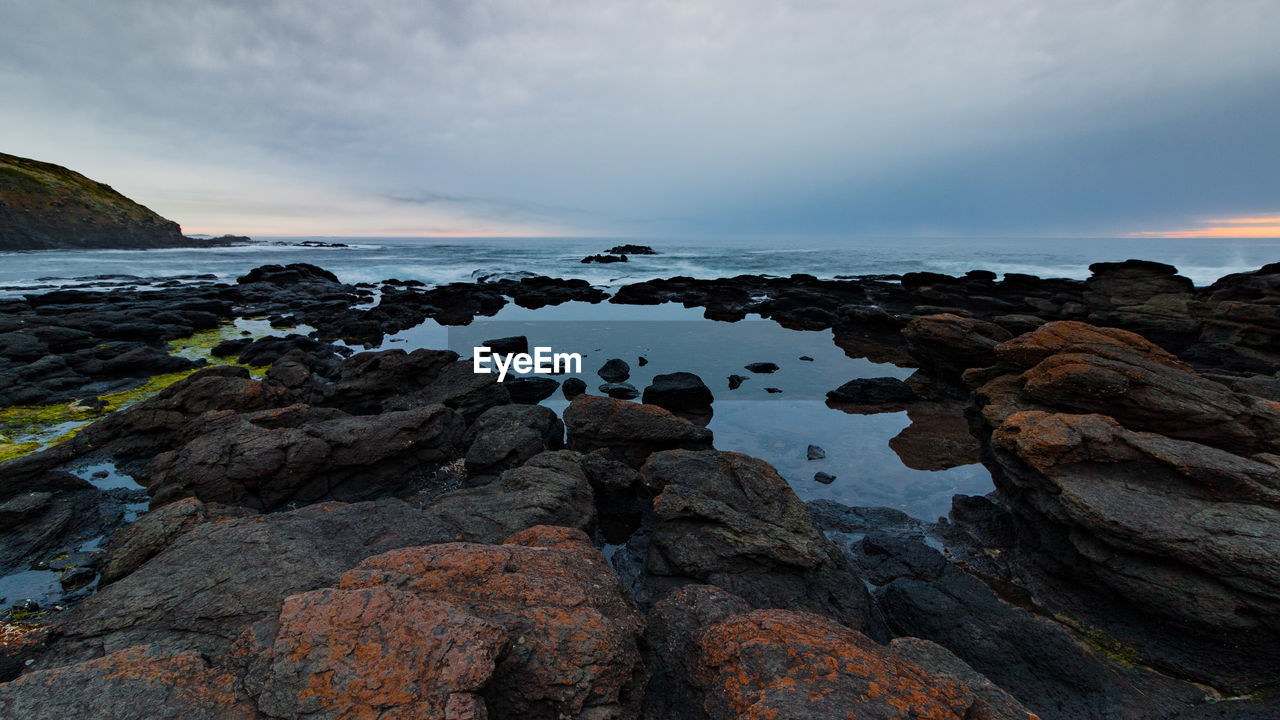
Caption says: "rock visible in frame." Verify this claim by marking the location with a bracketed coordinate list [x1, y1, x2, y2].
[564, 395, 714, 467]
[873, 539, 1203, 720]
[462, 404, 564, 477]
[636, 449, 882, 634]
[726, 374, 747, 390]
[481, 334, 528, 354]
[688, 609, 1035, 720]
[1084, 260, 1198, 345]
[335, 526, 644, 719]
[598, 381, 639, 399]
[235, 586, 505, 720]
[33, 500, 461, 669]
[236, 263, 339, 285]
[988, 321, 1280, 456]
[233, 334, 347, 367]
[743, 362, 778, 373]
[806, 444, 826, 460]
[0, 645, 255, 718]
[582, 253, 627, 263]
[970, 320, 1280, 689]
[58, 567, 95, 591]
[799, 355, 814, 361]
[637, 355, 648, 366]
[642, 584, 751, 720]
[561, 377, 587, 399]
[503, 376, 560, 404]
[427, 451, 595, 542]
[143, 404, 466, 511]
[813, 472, 836, 484]
[826, 376, 915, 404]
[608, 244, 657, 255]
[98, 497, 255, 585]
[903, 313, 1012, 380]
[642, 372, 713, 413]
[764, 387, 782, 393]
[598, 357, 631, 382]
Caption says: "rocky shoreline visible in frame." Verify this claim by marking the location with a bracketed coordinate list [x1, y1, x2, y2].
[0, 258, 1277, 718]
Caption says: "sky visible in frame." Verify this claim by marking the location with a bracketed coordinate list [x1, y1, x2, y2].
[1, 1, 1278, 239]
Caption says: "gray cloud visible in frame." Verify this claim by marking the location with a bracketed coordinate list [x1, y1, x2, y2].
[1, 0, 1278, 236]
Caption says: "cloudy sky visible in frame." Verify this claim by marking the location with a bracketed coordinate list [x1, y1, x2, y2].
[2, 1, 1278, 238]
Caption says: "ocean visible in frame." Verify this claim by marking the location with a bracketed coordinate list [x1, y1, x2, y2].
[1, 235, 1276, 293]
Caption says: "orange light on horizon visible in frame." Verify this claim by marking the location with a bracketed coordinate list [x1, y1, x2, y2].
[1132, 212, 1280, 239]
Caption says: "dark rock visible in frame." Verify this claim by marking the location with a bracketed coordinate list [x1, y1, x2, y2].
[481, 335, 528, 355]
[142, 404, 466, 511]
[806, 444, 825, 460]
[726, 374, 747, 390]
[598, 382, 639, 399]
[635, 449, 882, 634]
[582, 253, 627, 263]
[561, 377, 587, 399]
[902, 313, 1012, 379]
[32, 500, 462, 669]
[98, 497, 255, 585]
[813, 472, 836, 484]
[598, 357, 631, 382]
[424, 452, 595, 543]
[876, 543, 1203, 720]
[462, 404, 564, 478]
[798, 355, 814, 361]
[210, 337, 252, 357]
[503, 376, 560, 404]
[642, 372, 713, 413]
[236, 263, 339, 285]
[637, 355, 648, 366]
[564, 395, 714, 467]
[764, 387, 782, 393]
[642, 585, 751, 720]
[743, 362, 778, 373]
[826, 376, 915, 404]
[608, 244, 657, 255]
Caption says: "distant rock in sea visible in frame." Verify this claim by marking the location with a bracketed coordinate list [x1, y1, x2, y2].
[0, 151, 247, 251]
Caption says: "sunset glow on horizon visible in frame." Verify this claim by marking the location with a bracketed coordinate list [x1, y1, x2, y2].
[1133, 214, 1280, 239]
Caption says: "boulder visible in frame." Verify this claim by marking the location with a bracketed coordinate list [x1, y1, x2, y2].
[564, 395, 713, 467]
[562, 377, 587, 399]
[462, 404, 564, 477]
[636, 449, 882, 634]
[642, 372, 713, 413]
[599, 381, 639, 399]
[903, 313, 1012, 379]
[689, 609, 1035, 720]
[503, 376, 559, 404]
[826, 376, 915, 404]
[33, 500, 460, 669]
[598, 357, 631, 382]
[426, 451, 595, 542]
[335, 526, 644, 719]
[98, 497, 255, 585]
[0, 645, 255, 719]
[143, 403, 465, 511]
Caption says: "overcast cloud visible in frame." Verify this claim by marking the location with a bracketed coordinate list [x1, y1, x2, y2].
[2, 0, 1278, 237]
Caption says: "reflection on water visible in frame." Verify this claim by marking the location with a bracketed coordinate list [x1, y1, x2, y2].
[382, 301, 995, 520]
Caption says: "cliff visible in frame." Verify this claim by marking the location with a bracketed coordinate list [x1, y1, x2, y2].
[0, 151, 237, 251]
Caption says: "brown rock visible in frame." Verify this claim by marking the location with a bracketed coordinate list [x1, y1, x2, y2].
[690, 609, 1035, 720]
[0, 645, 255, 719]
[564, 394, 713, 467]
[338, 526, 645, 720]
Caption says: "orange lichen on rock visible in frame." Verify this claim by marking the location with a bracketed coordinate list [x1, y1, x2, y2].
[0, 644, 255, 719]
[241, 585, 505, 720]
[692, 609, 1035, 720]
[333, 525, 644, 719]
